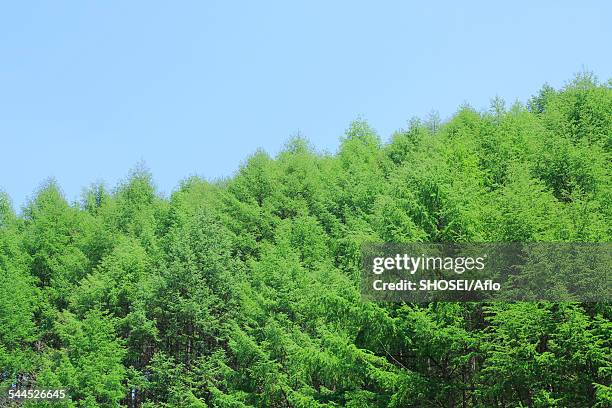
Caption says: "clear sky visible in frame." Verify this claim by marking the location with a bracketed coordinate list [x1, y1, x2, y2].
[1, 1, 610, 210]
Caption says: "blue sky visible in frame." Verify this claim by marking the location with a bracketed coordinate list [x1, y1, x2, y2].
[1, 1, 610, 210]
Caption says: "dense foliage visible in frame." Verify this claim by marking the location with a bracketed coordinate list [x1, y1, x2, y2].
[1, 74, 610, 407]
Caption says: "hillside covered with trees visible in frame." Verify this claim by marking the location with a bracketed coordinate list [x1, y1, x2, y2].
[0, 74, 610, 407]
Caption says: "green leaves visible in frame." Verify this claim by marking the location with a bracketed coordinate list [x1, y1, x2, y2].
[36, 310, 127, 406]
[1, 75, 610, 406]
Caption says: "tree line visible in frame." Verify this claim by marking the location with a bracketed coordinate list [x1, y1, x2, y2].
[0, 73, 610, 407]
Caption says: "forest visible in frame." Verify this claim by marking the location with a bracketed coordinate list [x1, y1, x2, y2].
[0, 73, 610, 407]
